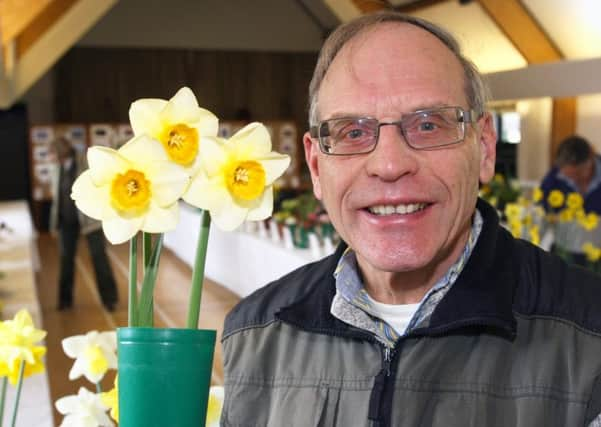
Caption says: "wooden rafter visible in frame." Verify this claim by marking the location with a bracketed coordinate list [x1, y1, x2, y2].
[0, 0, 53, 45]
[476, 0, 576, 164]
[351, 0, 392, 13]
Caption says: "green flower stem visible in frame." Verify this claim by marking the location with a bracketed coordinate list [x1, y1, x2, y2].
[137, 234, 164, 327]
[96, 382, 102, 394]
[186, 209, 211, 329]
[10, 359, 25, 427]
[129, 236, 138, 327]
[143, 233, 153, 327]
[0, 376, 7, 425]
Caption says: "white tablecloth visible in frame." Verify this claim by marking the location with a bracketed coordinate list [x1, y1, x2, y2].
[165, 202, 326, 298]
[0, 200, 54, 427]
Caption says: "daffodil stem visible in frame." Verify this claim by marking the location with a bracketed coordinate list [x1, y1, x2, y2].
[187, 210, 211, 329]
[143, 232, 153, 327]
[96, 382, 102, 394]
[0, 377, 7, 425]
[10, 359, 25, 427]
[129, 236, 138, 327]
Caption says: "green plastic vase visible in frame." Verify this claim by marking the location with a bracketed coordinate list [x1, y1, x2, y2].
[117, 327, 216, 427]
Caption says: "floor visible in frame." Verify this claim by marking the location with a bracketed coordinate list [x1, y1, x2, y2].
[35, 232, 240, 426]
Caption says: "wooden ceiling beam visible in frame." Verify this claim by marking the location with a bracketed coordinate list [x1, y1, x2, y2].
[476, 0, 562, 63]
[476, 0, 575, 166]
[0, 0, 53, 45]
[351, 0, 391, 13]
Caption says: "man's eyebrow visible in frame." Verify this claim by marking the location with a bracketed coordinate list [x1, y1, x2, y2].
[321, 104, 459, 121]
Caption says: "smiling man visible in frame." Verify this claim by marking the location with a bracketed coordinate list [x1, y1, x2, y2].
[221, 12, 601, 427]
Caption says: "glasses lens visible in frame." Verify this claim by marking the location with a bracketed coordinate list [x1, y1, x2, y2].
[402, 108, 463, 149]
[320, 118, 378, 155]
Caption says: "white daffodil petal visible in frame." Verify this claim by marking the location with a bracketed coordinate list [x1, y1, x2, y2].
[87, 147, 128, 186]
[141, 201, 179, 233]
[129, 98, 167, 137]
[102, 216, 144, 245]
[183, 174, 227, 211]
[71, 171, 106, 220]
[211, 202, 248, 231]
[55, 394, 78, 414]
[146, 162, 190, 206]
[230, 122, 272, 156]
[160, 87, 202, 124]
[246, 187, 274, 221]
[260, 154, 291, 185]
[119, 135, 168, 164]
[199, 137, 228, 177]
[62, 336, 86, 358]
[197, 108, 219, 137]
[68, 358, 85, 380]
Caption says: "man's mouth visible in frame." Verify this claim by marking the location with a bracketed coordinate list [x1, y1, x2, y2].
[367, 202, 428, 216]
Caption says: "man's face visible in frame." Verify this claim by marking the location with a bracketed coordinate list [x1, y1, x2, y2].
[303, 23, 496, 288]
[560, 158, 594, 191]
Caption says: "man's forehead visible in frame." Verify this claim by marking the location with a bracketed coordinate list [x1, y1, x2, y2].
[319, 22, 467, 116]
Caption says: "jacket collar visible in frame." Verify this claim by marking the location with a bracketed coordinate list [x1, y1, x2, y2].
[277, 199, 517, 341]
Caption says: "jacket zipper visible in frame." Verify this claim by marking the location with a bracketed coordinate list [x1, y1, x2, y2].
[368, 341, 395, 425]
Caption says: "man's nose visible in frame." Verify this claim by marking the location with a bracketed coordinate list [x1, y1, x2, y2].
[364, 123, 419, 180]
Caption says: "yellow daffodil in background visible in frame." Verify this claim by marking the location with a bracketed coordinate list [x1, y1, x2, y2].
[504, 203, 523, 221]
[55, 387, 114, 427]
[559, 208, 575, 223]
[205, 386, 224, 427]
[184, 122, 290, 231]
[101, 375, 119, 423]
[0, 309, 47, 384]
[582, 242, 601, 263]
[71, 136, 190, 244]
[129, 86, 218, 173]
[579, 212, 599, 231]
[528, 225, 541, 246]
[532, 187, 543, 203]
[547, 190, 565, 209]
[493, 173, 504, 184]
[566, 192, 584, 211]
[62, 331, 117, 384]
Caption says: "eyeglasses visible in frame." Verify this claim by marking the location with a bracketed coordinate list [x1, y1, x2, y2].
[310, 106, 479, 156]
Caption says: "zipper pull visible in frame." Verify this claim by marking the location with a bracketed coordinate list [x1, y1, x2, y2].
[383, 346, 392, 377]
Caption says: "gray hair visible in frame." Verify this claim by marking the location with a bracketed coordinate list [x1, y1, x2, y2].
[308, 11, 490, 126]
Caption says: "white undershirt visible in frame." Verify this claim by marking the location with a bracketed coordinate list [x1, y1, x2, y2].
[366, 294, 421, 336]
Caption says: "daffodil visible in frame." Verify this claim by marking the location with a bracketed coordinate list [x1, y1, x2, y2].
[62, 331, 117, 384]
[55, 387, 114, 427]
[71, 135, 190, 244]
[0, 345, 46, 385]
[0, 309, 46, 375]
[184, 122, 290, 231]
[129, 86, 218, 172]
[205, 386, 224, 427]
[504, 203, 522, 221]
[566, 192, 584, 211]
[582, 242, 601, 263]
[547, 190, 565, 209]
[101, 375, 118, 423]
[532, 187, 543, 203]
[579, 212, 599, 231]
[559, 208, 575, 223]
[528, 225, 540, 246]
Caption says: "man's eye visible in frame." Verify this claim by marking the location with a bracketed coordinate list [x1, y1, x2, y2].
[418, 122, 438, 132]
[345, 128, 365, 139]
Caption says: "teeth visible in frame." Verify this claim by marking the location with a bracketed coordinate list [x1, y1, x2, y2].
[368, 203, 427, 216]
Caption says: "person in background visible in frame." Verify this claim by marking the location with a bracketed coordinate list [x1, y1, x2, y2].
[50, 137, 118, 311]
[220, 11, 601, 427]
[540, 135, 601, 265]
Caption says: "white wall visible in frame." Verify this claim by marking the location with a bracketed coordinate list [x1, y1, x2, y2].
[577, 94, 601, 152]
[515, 97, 553, 182]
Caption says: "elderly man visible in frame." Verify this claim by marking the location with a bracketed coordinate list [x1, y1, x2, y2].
[221, 12, 601, 427]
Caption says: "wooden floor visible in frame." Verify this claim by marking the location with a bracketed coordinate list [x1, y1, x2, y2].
[35, 232, 241, 426]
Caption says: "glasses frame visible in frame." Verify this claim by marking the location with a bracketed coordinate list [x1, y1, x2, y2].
[309, 106, 480, 156]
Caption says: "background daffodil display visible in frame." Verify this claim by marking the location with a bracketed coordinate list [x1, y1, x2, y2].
[0, 309, 47, 427]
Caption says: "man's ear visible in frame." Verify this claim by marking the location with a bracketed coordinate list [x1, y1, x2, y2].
[303, 131, 323, 200]
[478, 112, 497, 184]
